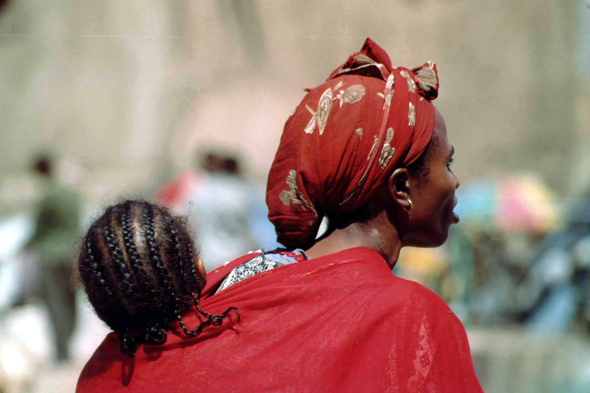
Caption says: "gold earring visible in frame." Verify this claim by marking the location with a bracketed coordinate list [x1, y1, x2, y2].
[403, 199, 413, 212]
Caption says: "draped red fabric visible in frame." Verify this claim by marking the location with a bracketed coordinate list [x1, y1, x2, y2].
[77, 248, 484, 393]
[267, 38, 440, 248]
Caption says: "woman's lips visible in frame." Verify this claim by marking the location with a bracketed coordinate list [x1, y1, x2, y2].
[452, 197, 459, 224]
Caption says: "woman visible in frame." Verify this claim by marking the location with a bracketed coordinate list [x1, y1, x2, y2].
[78, 39, 483, 392]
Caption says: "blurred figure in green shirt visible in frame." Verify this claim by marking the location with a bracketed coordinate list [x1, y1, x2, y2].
[25, 155, 82, 362]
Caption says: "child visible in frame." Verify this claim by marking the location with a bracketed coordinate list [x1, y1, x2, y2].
[77, 200, 238, 357]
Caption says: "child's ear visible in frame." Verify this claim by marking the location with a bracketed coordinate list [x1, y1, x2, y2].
[196, 258, 207, 282]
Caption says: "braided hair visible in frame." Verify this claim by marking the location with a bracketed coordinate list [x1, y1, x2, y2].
[78, 200, 239, 357]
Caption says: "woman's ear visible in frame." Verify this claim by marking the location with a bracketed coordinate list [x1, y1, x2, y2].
[388, 168, 412, 211]
[196, 257, 207, 283]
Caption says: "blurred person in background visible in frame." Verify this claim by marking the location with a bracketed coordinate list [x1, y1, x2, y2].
[156, 152, 267, 269]
[514, 199, 590, 334]
[24, 154, 82, 363]
[182, 152, 260, 270]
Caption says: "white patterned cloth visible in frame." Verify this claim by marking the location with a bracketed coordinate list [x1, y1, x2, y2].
[216, 249, 307, 293]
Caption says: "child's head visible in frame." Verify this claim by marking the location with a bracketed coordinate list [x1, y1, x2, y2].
[78, 200, 234, 356]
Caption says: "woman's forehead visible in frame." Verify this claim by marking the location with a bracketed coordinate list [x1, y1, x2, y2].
[433, 107, 448, 139]
[432, 109, 453, 159]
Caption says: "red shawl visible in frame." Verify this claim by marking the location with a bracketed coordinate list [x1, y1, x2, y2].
[77, 248, 483, 393]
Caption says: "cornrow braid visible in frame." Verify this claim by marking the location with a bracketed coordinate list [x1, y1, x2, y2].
[145, 207, 206, 338]
[157, 212, 215, 337]
[144, 324, 167, 345]
[84, 232, 113, 297]
[103, 210, 138, 313]
[81, 230, 126, 329]
[117, 328, 138, 357]
[192, 293, 241, 326]
[165, 216, 191, 295]
[143, 207, 178, 309]
[120, 203, 159, 304]
[176, 313, 207, 337]
[77, 200, 239, 357]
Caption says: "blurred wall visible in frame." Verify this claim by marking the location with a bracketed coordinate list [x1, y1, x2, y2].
[571, 0, 590, 196]
[0, 0, 585, 212]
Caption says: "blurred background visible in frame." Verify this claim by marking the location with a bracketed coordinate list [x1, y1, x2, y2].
[0, 0, 589, 392]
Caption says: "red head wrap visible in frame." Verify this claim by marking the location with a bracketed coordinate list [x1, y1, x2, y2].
[267, 38, 440, 248]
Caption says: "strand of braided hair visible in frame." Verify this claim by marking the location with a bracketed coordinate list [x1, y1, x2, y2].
[142, 205, 205, 338]
[103, 209, 138, 314]
[81, 226, 137, 356]
[108, 207, 151, 355]
[120, 202, 163, 323]
[140, 205, 187, 343]
[144, 204, 215, 338]
[163, 213, 240, 332]
[177, 220, 239, 323]
[119, 202, 168, 352]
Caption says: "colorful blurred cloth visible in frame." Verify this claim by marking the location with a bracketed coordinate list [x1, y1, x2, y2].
[455, 175, 560, 233]
[155, 172, 201, 212]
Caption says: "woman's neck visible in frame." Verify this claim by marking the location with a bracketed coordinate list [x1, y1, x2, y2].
[305, 211, 403, 268]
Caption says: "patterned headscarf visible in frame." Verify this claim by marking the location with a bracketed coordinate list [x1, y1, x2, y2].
[267, 38, 440, 248]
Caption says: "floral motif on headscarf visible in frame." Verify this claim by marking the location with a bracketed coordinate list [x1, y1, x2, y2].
[400, 70, 416, 94]
[304, 82, 367, 135]
[408, 102, 416, 127]
[378, 128, 395, 169]
[335, 85, 366, 107]
[304, 88, 333, 135]
[279, 170, 317, 215]
[267, 38, 440, 248]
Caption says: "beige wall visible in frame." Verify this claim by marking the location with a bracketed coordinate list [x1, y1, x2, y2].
[0, 0, 584, 212]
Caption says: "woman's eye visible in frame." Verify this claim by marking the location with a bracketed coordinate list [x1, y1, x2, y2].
[446, 159, 454, 170]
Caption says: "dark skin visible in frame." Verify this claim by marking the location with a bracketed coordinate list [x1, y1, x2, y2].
[196, 257, 207, 282]
[306, 107, 460, 268]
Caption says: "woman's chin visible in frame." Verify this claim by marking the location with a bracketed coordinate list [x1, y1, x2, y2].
[406, 231, 449, 248]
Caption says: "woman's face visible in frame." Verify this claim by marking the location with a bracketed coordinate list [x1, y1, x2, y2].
[405, 108, 460, 247]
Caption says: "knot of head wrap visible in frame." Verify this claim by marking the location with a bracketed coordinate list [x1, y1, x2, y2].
[267, 38, 440, 248]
